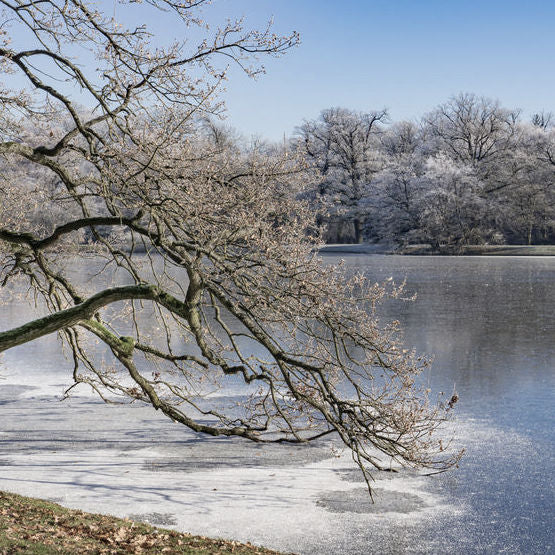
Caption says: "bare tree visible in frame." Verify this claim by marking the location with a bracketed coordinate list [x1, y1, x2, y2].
[370, 121, 425, 243]
[416, 154, 489, 248]
[0, 0, 461, 492]
[423, 93, 520, 175]
[381, 121, 420, 158]
[418, 94, 554, 246]
[497, 123, 555, 244]
[371, 160, 424, 245]
[531, 111, 554, 131]
[296, 107, 389, 243]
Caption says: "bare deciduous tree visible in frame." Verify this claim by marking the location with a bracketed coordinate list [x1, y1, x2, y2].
[369, 97, 554, 248]
[296, 107, 389, 243]
[497, 123, 555, 244]
[531, 111, 554, 131]
[0, 0, 461, 493]
[423, 93, 520, 174]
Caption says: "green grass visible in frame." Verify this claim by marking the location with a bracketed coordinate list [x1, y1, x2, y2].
[0, 490, 282, 554]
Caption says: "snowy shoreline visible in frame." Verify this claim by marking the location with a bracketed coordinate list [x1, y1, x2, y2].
[0, 384, 461, 554]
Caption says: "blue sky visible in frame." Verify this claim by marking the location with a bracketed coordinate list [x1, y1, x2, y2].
[193, 0, 555, 140]
[9, 0, 554, 141]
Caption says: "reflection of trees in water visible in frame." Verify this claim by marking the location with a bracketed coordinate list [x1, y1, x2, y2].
[4, 254, 552, 407]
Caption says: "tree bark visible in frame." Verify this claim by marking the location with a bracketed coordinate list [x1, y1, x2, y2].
[0, 284, 158, 353]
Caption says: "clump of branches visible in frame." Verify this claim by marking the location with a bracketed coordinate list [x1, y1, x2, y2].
[0, 0, 462, 494]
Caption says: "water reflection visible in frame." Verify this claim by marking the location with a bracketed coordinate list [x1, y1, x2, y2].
[2, 254, 553, 414]
[327, 255, 554, 417]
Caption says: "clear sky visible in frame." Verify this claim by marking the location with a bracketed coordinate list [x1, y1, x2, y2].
[191, 0, 555, 141]
[8, 0, 554, 141]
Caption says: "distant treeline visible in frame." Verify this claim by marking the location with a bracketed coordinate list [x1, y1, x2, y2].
[294, 93, 555, 247]
[11, 93, 553, 250]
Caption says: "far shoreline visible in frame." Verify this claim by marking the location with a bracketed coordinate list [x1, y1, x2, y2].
[319, 244, 555, 256]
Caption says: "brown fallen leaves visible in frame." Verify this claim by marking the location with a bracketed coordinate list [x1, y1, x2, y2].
[0, 490, 284, 554]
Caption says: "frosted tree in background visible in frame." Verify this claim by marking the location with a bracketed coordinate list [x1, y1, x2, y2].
[365, 95, 554, 248]
[370, 122, 425, 244]
[296, 107, 388, 243]
[496, 122, 555, 244]
[422, 93, 521, 172]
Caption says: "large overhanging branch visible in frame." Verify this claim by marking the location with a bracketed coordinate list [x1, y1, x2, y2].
[0, 213, 143, 250]
[0, 284, 157, 352]
[0, 0, 464, 494]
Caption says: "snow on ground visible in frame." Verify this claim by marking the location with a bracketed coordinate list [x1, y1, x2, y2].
[0, 383, 464, 554]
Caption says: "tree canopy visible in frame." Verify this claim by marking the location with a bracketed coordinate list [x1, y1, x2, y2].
[0, 0, 462, 493]
[298, 96, 554, 247]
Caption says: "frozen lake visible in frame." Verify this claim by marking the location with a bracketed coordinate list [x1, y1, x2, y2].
[1, 254, 554, 553]
[323, 254, 555, 553]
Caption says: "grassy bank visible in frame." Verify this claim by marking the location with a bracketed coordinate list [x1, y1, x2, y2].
[0, 490, 281, 554]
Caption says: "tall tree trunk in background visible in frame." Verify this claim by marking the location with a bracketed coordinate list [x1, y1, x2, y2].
[528, 222, 533, 245]
[354, 218, 363, 243]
